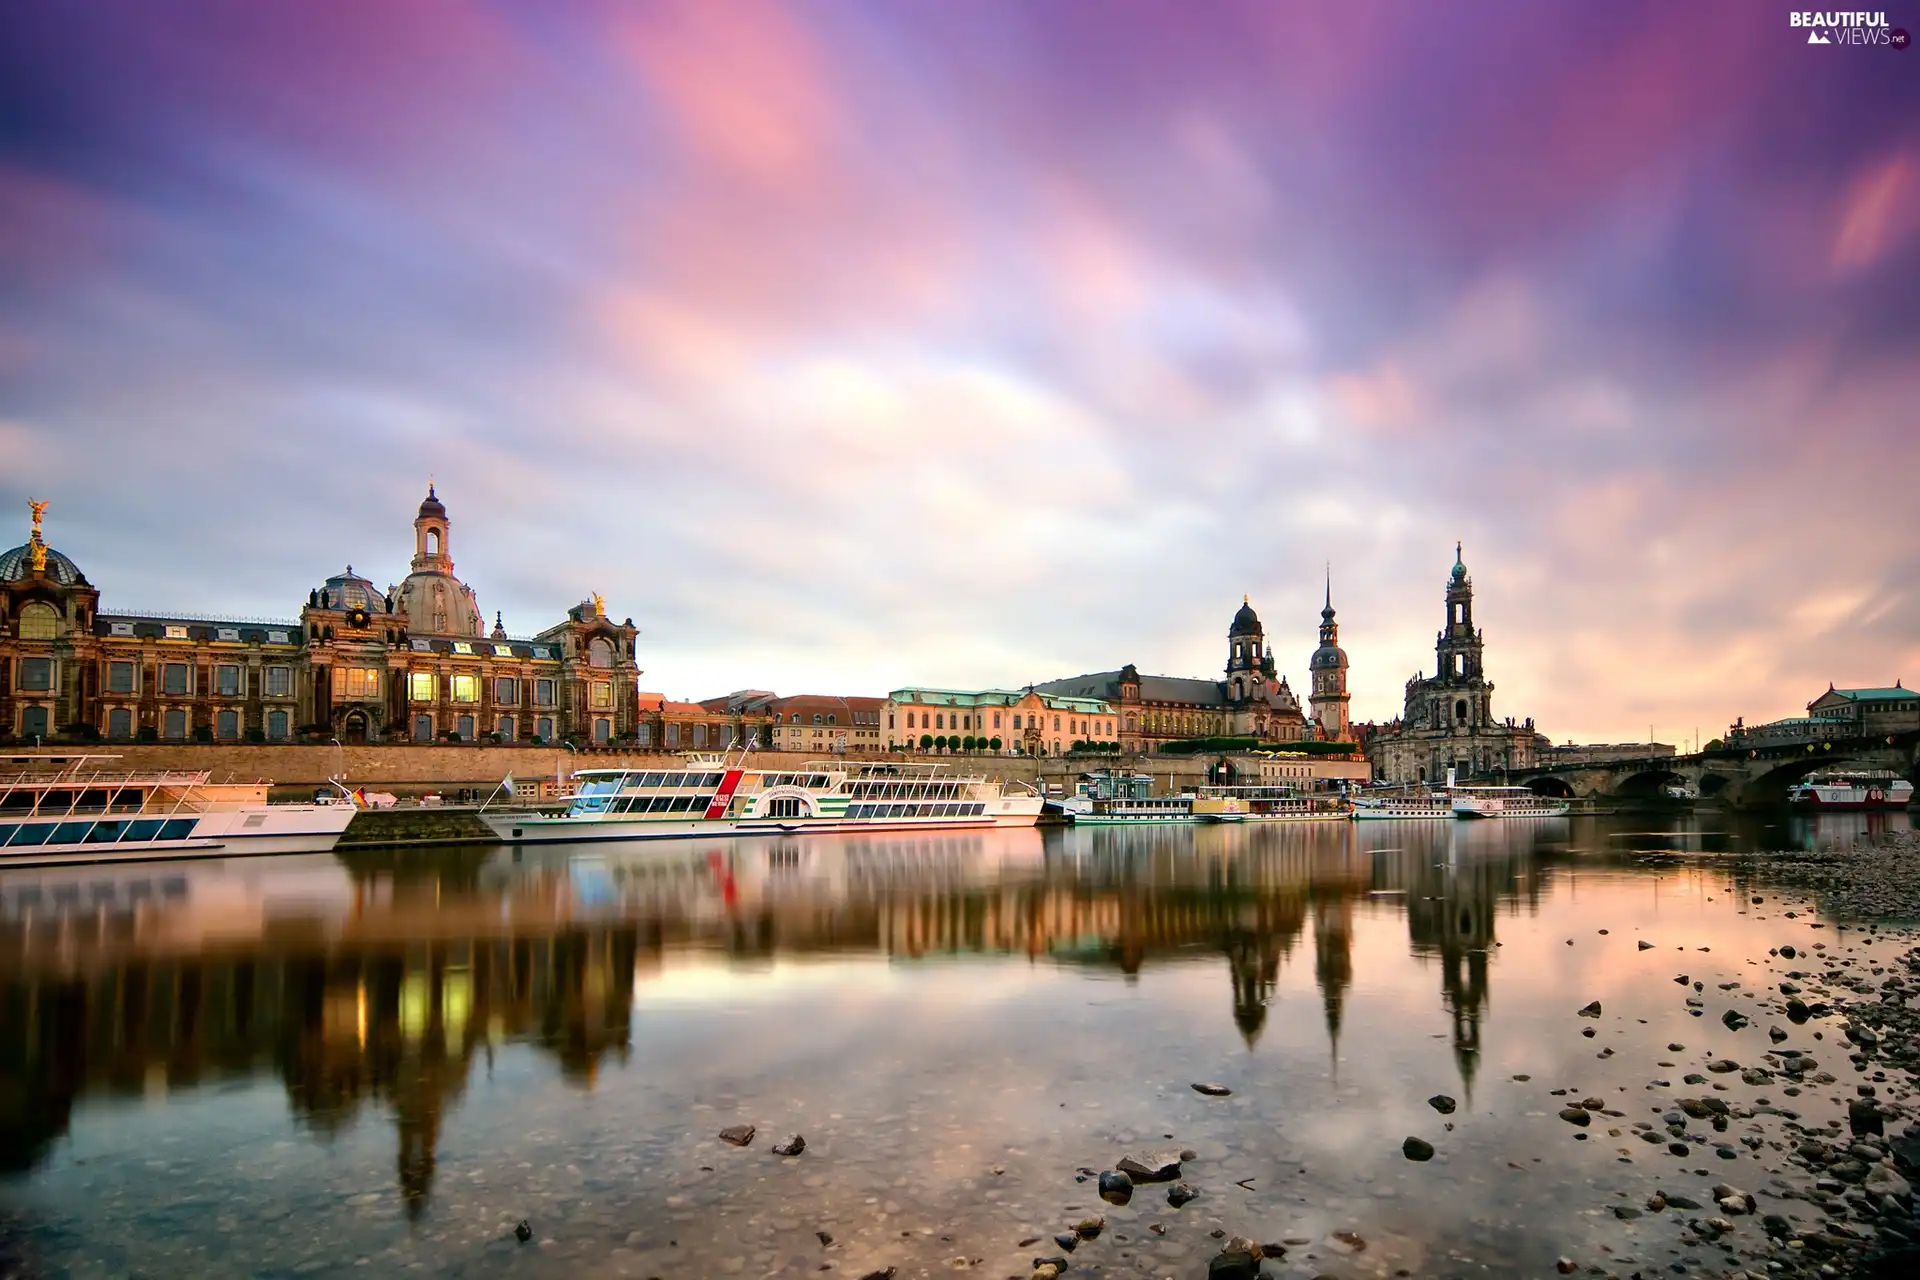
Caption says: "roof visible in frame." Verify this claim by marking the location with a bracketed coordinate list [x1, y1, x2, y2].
[1229, 598, 1261, 635]
[1034, 671, 1230, 708]
[94, 614, 303, 646]
[1828, 685, 1916, 702]
[0, 543, 84, 585]
[888, 686, 1116, 711]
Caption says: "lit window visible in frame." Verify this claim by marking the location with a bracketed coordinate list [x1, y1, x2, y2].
[409, 672, 436, 702]
[591, 681, 612, 708]
[452, 641, 473, 655]
[451, 674, 479, 703]
[164, 625, 188, 641]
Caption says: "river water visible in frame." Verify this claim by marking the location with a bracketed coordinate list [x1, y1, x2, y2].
[0, 811, 1913, 1279]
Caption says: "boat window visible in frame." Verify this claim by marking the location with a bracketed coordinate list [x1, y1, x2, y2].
[7, 824, 53, 846]
[159, 819, 196, 841]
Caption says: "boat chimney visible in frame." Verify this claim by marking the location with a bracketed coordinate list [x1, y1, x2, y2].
[1445, 766, 1457, 788]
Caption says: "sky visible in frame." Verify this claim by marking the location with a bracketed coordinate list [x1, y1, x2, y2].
[2, 1, 1916, 744]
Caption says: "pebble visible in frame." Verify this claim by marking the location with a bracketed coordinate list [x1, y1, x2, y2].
[1428, 1094, 1457, 1114]
[718, 1125, 756, 1147]
[1191, 1082, 1232, 1097]
[1402, 1136, 1435, 1161]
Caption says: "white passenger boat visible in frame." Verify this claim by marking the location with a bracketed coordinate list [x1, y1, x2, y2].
[1350, 791, 1454, 821]
[0, 754, 357, 865]
[1448, 785, 1571, 819]
[1194, 784, 1350, 821]
[1786, 771, 1914, 811]
[479, 754, 1043, 845]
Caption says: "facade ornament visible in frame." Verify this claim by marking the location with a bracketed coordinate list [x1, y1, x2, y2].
[591, 592, 606, 617]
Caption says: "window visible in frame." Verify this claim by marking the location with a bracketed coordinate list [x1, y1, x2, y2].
[216, 710, 239, 740]
[338, 667, 378, 699]
[267, 710, 289, 741]
[827, 713, 837, 725]
[413, 714, 433, 742]
[1053, 716, 1061, 731]
[591, 682, 612, 709]
[265, 666, 292, 697]
[216, 627, 240, 643]
[692, 723, 708, 747]
[452, 641, 473, 655]
[634, 722, 650, 746]
[1012, 715, 1021, 729]
[811, 713, 823, 726]
[267, 630, 290, 645]
[164, 663, 190, 696]
[993, 712, 1002, 729]
[492, 644, 513, 658]
[19, 657, 52, 691]
[589, 637, 614, 668]
[537, 716, 555, 742]
[163, 709, 187, 740]
[164, 625, 189, 641]
[496, 677, 518, 703]
[216, 664, 241, 697]
[451, 673, 479, 703]
[906, 712, 915, 729]
[935, 714, 944, 730]
[409, 672, 436, 702]
[109, 621, 135, 637]
[498, 715, 515, 740]
[17, 602, 57, 639]
[665, 724, 680, 748]
[107, 708, 132, 740]
[456, 714, 475, 741]
[21, 706, 49, 739]
[535, 678, 556, 706]
[594, 718, 611, 744]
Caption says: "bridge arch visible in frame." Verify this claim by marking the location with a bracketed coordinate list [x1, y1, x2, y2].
[1612, 769, 1687, 799]
[1526, 776, 1575, 799]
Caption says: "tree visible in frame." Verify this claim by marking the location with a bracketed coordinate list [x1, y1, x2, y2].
[920, 733, 934, 750]
[934, 735, 949, 751]
[990, 736, 1003, 752]
[962, 735, 977, 752]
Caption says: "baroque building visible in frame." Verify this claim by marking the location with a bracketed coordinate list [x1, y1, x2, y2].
[0, 491, 641, 746]
[1035, 596, 1318, 753]
[1307, 574, 1350, 740]
[884, 687, 1117, 756]
[1365, 545, 1539, 784]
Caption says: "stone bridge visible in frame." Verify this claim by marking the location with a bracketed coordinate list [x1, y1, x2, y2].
[1507, 731, 1920, 808]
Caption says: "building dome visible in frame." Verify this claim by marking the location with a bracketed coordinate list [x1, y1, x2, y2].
[1229, 596, 1262, 636]
[0, 542, 84, 585]
[1450, 541, 1468, 583]
[1310, 638, 1348, 671]
[417, 483, 447, 520]
[313, 566, 391, 613]
[394, 569, 483, 637]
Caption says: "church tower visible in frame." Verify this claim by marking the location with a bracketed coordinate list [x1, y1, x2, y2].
[1433, 542, 1487, 729]
[411, 484, 453, 576]
[1225, 596, 1266, 703]
[1308, 570, 1350, 741]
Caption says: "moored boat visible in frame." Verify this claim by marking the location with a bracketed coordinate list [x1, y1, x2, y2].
[1195, 784, 1349, 821]
[479, 754, 1043, 844]
[1350, 789, 1454, 821]
[1786, 771, 1914, 811]
[1448, 785, 1571, 819]
[0, 754, 356, 865]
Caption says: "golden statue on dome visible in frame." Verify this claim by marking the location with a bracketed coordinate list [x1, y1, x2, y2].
[26, 498, 48, 572]
[590, 592, 606, 617]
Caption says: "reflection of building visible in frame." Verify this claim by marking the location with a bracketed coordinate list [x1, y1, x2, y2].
[1365, 546, 1541, 783]
[1036, 597, 1317, 752]
[0, 493, 641, 746]
[884, 687, 1116, 756]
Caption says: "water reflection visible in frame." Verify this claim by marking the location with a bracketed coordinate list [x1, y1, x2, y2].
[0, 809, 1910, 1271]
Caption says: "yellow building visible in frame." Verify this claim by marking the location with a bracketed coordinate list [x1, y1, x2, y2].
[885, 687, 1117, 756]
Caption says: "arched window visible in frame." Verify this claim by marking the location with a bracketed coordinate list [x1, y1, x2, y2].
[426, 529, 441, 555]
[588, 637, 614, 668]
[812, 713, 823, 725]
[907, 712, 916, 728]
[1455, 699, 1468, 722]
[107, 708, 132, 740]
[17, 602, 56, 640]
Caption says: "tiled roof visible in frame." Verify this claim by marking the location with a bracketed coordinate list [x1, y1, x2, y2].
[1033, 671, 1229, 708]
[1830, 686, 1916, 701]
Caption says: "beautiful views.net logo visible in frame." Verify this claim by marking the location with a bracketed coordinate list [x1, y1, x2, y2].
[1788, 10, 1907, 46]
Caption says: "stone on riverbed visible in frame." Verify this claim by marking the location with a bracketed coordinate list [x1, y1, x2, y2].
[718, 1124, 756, 1147]
[1098, 1170, 1133, 1204]
[1403, 1136, 1435, 1161]
[1429, 1094, 1457, 1114]
[772, 1134, 806, 1156]
[1191, 1082, 1232, 1096]
[1723, 1009, 1751, 1031]
[1578, 1001, 1603, 1017]
[1115, 1152, 1182, 1182]
[1167, 1182, 1199, 1207]
[1559, 1108, 1592, 1127]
